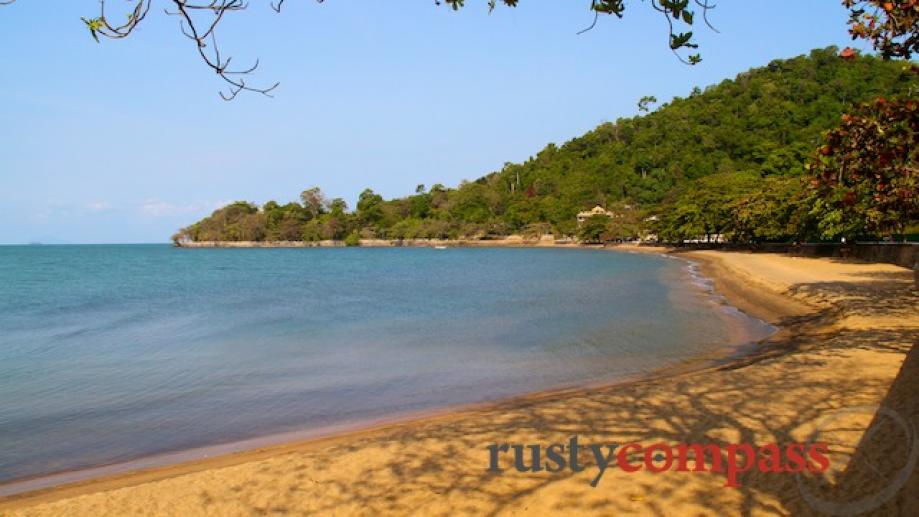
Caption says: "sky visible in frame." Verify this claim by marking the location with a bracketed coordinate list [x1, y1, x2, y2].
[0, 1, 860, 244]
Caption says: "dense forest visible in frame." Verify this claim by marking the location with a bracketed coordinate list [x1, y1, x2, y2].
[175, 47, 918, 245]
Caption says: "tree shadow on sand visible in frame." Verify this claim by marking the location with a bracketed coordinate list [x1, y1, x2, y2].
[191, 268, 918, 516]
[32, 264, 911, 516]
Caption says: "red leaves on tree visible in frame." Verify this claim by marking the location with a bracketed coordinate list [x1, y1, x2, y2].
[811, 95, 919, 233]
[844, 1, 919, 60]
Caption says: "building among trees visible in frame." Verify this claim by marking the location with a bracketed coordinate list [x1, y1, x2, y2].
[576, 206, 615, 225]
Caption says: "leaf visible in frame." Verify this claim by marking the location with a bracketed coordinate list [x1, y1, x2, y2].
[81, 17, 103, 43]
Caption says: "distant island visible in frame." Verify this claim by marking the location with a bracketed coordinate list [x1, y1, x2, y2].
[174, 48, 918, 248]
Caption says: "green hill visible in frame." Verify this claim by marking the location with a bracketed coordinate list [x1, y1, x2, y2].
[176, 47, 917, 244]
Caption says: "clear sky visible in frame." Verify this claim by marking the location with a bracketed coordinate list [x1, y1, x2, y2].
[0, 1, 859, 244]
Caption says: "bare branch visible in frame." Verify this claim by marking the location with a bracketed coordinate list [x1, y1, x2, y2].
[576, 1, 600, 36]
[0, 0, 721, 98]
[166, 0, 279, 100]
[573, 0, 713, 65]
[695, 0, 720, 33]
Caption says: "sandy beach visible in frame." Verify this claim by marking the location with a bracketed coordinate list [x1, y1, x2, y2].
[1, 249, 917, 516]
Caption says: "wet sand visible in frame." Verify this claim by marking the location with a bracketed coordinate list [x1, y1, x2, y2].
[2, 249, 917, 516]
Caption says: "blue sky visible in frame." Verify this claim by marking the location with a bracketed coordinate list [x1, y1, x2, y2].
[0, 1, 859, 244]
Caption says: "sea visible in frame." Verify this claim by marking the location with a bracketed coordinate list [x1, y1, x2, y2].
[0, 245, 774, 489]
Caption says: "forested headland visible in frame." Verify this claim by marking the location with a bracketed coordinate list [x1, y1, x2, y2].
[174, 47, 918, 246]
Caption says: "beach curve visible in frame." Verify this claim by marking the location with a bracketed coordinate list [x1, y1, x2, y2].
[1, 249, 916, 516]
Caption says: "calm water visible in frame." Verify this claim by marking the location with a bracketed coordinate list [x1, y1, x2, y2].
[0, 245, 772, 485]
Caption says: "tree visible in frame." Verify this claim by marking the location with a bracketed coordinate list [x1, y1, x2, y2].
[657, 173, 761, 242]
[343, 231, 361, 247]
[808, 1, 919, 239]
[328, 198, 348, 215]
[174, 201, 263, 242]
[174, 50, 917, 244]
[0, 0, 715, 99]
[605, 203, 642, 241]
[810, 97, 919, 239]
[579, 214, 613, 243]
[409, 193, 432, 219]
[356, 188, 385, 225]
[732, 177, 811, 242]
[844, 0, 919, 60]
[243, 213, 269, 240]
[638, 95, 658, 113]
[300, 187, 327, 219]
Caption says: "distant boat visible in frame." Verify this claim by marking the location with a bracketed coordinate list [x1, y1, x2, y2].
[434, 245, 448, 250]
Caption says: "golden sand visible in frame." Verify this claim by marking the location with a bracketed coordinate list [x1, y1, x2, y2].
[2, 250, 917, 516]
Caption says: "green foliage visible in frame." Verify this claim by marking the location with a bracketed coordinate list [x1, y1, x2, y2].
[578, 205, 641, 243]
[638, 95, 658, 113]
[300, 187, 326, 219]
[657, 173, 758, 242]
[175, 49, 917, 244]
[81, 17, 104, 42]
[579, 215, 613, 243]
[356, 188, 384, 226]
[656, 173, 819, 244]
[263, 201, 306, 240]
[810, 97, 919, 239]
[444, 0, 705, 64]
[343, 231, 361, 247]
[605, 207, 642, 241]
[733, 177, 813, 242]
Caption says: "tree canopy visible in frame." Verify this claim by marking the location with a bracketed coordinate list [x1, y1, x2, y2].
[810, 96, 919, 238]
[5, 2, 916, 242]
[174, 48, 918, 244]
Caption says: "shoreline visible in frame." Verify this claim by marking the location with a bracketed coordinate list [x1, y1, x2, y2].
[174, 238, 919, 271]
[0, 246, 773, 499]
[173, 237, 575, 248]
[2, 248, 916, 515]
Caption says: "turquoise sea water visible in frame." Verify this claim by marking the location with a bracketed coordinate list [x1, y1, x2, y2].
[0, 245, 772, 486]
